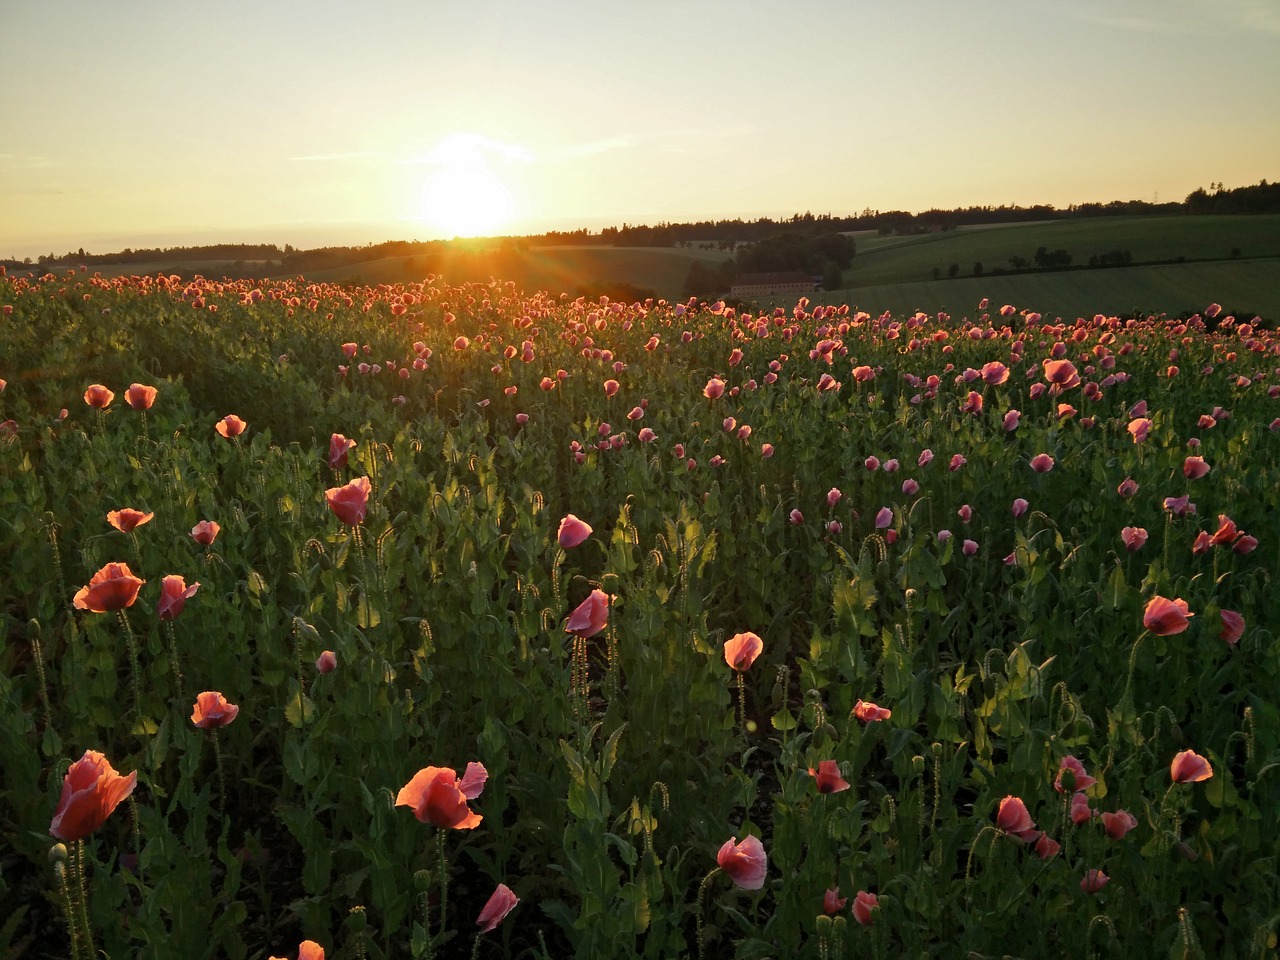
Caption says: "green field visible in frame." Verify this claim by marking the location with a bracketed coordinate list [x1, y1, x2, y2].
[842, 215, 1280, 288]
[814, 259, 1280, 322]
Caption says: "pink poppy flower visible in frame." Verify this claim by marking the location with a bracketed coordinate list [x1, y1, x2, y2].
[328, 433, 356, 470]
[107, 508, 154, 533]
[1003, 409, 1021, 432]
[1034, 833, 1060, 859]
[1100, 810, 1138, 840]
[717, 836, 767, 890]
[962, 539, 978, 556]
[1143, 596, 1193, 635]
[875, 507, 893, 529]
[949, 454, 967, 471]
[1163, 495, 1196, 517]
[1116, 477, 1138, 497]
[1054, 756, 1096, 793]
[827, 487, 842, 509]
[1183, 456, 1210, 480]
[1011, 498, 1028, 518]
[1121, 527, 1148, 551]
[557, 514, 593, 549]
[807, 760, 850, 794]
[83, 384, 115, 409]
[962, 391, 983, 414]
[724, 631, 763, 672]
[852, 890, 879, 926]
[325, 476, 371, 526]
[191, 691, 239, 729]
[124, 383, 158, 410]
[1233, 534, 1258, 554]
[1170, 749, 1213, 784]
[853, 699, 891, 722]
[158, 574, 199, 621]
[73, 562, 145, 613]
[1030, 453, 1055, 473]
[49, 749, 138, 842]
[1209, 515, 1238, 545]
[315, 650, 338, 674]
[901, 478, 919, 495]
[396, 762, 488, 829]
[981, 361, 1009, 385]
[1070, 790, 1094, 824]
[215, 415, 246, 438]
[996, 796, 1037, 839]
[1043, 359, 1080, 390]
[703, 378, 726, 400]
[1080, 869, 1109, 893]
[476, 883, 519, 934]
[565, 589, 609, 638]
[1127, 418, 1152, 443]
[191, 520, 220, 546]
[760, 443, 774, 458]
[789, 508, 804, 526]
[918, 448, 934, 467]
[823, 887, 847, 915]
[1220, 610, 1245, 646]
[603, 379, 620, 398]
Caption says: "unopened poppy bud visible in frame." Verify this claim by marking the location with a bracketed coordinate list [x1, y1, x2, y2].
[815, 915, 832, 936]
[346, 906, 367, 934]
[931, 742, 943, 756]
[49, 842, 68, 865]
[911, 755, 926, 775]
[414, 869, 433, 892]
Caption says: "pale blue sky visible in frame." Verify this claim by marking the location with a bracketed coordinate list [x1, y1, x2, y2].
[2, 0, 1277, 258]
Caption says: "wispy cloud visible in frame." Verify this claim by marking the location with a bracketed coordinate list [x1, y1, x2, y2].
[0, 153, 52, 168]
[404, 134, 535, 167]
[1066, 0, 1280, 37]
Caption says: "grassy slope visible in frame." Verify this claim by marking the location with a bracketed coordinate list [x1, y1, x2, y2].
[809, 258, 1280, 322]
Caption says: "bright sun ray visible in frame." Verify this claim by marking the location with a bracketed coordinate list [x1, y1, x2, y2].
[417, 134, 523, 238]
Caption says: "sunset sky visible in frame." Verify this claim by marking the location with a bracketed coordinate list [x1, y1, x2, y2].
[3, 0, 1278, 259]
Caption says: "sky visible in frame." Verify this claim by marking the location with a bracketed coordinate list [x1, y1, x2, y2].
[2, 0, 1278, 260]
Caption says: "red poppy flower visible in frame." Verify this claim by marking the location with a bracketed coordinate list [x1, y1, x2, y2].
[1209, 515, 1238, 545]
[823, 887, 847, 914]
[49, 749, 138, 842]
[996, 796, 1037, 840]
[83, 384, 115, 409]
[73, 562, 145, 613]
[1143, 596, 1193, 635]
[106, 508, 154, 533]
[1053, 755, 1096, 793]
[315, 650, 337, 674]
[1170, 749, 1213, 784]
[703, 378, 726, 400]
[557, 514, 593, 549]
[1100, 810, 1138, 840]
[1183, 456, 1210, 480]
[723, 631, 763, 672]
[1220, 610, 1245, 646]
[852, 890, 879, 926]
[808, 760, 850, 794]
[191, 520, 220, 545]
[325, 476, 371, 526]
[328, 433, 356, 470]
[1080, 869, 1109, 893]
[716, 835, 767, 890]
[853, 699, 891, 723]
[1034, 833, 1060, 859]
[396, 762, 487, 829]
[157, 574, 199, 620]
[564, 589, 609, 638]
[124, 383, 158, 410]
[1030, 453, 1055, 473]
[191, 691, 239, 729]
[215, 414, 246, 438]
[476, 883, 519, 934]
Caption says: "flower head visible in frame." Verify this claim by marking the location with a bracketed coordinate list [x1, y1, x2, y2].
[703, 378, 726, 400]
[1080, 869, 1109, 893]
[1100, 810, 1138, 840]
[396, 762, 488, 829]
[1143, 595, 1193, 636]
[158, 574, 200, 620]
[83, 384, 115, 409]
[1053, 755, 1096, 793]
[215, 414, 246, 438]
[326, 476, 371, 526]
[107, 508, 154, 533]
[557, 514, 593, 549]
[716, 835, 767, 890]
[476, 883, 519, 934]
[565, 589, 609, 638]
[853, 699, 891, 723]
[316, 650, 338, 674]
[124, 383, 158, 410]
[1220, 610, 1245, 646]
[49, 749, 138, 842]
[191, 691, 239, 729]
[73, 562, 145, 613]
[191, 520, 220, 546]
[823, 887, 847, 915]
[724, 631, 763, 672]
[1170, 749, 1213, 784]
[807, 760, 850, 794]
[328, 433, 356, 470]
[852, 890, 879, 926]
[996, 796, 1037, 840]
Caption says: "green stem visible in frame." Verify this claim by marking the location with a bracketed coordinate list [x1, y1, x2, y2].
[72, 840, 96, 960]
[30, 632, 54, 738]
[118, 609, 145, 722]
[695, 868, 720, 960]
[437, 829, 449, 945]
[54, 858, 83, 960]
[212, 729, 228, 823]
[164, 620, 184, 704]
[736, 672, 747, 739]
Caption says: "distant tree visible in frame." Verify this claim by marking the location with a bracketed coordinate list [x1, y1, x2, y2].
[973, 262, 984, 277]
[948, 263, 959, 278]
[822, 261, 843, 291]
[932, 266, 941, 281]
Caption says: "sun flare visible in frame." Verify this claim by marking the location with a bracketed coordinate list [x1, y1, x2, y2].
[420, 166, 512, 238]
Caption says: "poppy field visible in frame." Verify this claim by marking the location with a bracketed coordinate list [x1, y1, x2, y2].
[1, 266, 1278, 959]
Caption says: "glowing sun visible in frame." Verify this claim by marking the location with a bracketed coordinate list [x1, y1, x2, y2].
[417, 134, 521, 238]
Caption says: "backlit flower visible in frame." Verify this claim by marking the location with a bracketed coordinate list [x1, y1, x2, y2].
[1030, 453, 1054, 473]
[853, 699, 891, 723]
[557, 514, 593, 549]
[852, 890, 879, 926]
[1100, 810, 1138, 840]
[215, 414, 246, 438]
[1127, 418, 1152, 443]
[1011, 498, 1029, 518]
[158, 574, 199, 621]
[83, 384, 115, 409]
[823, 887, 847, 915]
[716, 835, 767, 890]
[1070, 790, 1094, 824]
[996, 796, 1037, 839]
[703, 378, 726, 400]
[1183, 456, 1210, 480]
[808, 760, 850, 794]
[325, 476, 371, 526]
[49, 749, 138, 842]
[328, 433, 356, 470]
[124, 383, 157, 410]
[564, 589, 609, 638]
[315, 650, 338, 674]
[1143, 595, 1193, 635]
[724, 631, 763, 672]
[1219, 610, 1245, 646]
[73, 562, 145, 613]
[1121, 527, 1148, 551]
[1170, 749, 1213, 784]
[107, 508, 154, 533]
[191, 691, 238, 729]
[476, 883, 519, 934]
[191, 520, 220, 545]
[1080, 869, 1109, 893]
[396, 762, 487, 829]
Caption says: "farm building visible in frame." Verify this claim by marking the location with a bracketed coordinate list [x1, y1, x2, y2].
[730, 271, 820, 298]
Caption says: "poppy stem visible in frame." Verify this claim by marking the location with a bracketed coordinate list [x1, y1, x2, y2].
[52, 852, 84, 960]
[164, 620, 185, 704]
[117, 610, 145, 723]
[72, 840, 96, 960]
[694, 868, 720, 960]
[212, 728, 228, 823]
[437, 829, 450, 954]
[1121, 630, 1148, 705]
[736, 672, 747, 739]
[30, 631, 54, 741]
